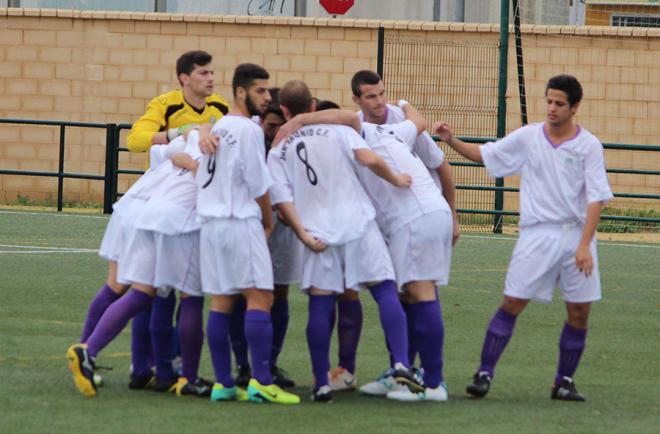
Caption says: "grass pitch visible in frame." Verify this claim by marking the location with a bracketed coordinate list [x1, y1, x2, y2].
[0, 210, 658, 434]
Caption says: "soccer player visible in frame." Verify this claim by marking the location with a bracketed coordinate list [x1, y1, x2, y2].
[126, 50, 229, 388]
[268, 80, 422, 403]
[67, 142, 185, 397]
[350, 70, 460, 396]
[274, 99, 454, 401]
[191, 63, 299, 404]
[128, 135, 212, 397]
[227, 89, 297, 389]
[127, 50, 229, 164]
[433, 74, 612, 401]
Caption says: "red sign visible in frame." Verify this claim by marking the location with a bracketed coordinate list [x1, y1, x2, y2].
[320, 0, 354, 15]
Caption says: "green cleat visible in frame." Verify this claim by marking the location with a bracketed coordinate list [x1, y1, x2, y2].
[247, 379, 300, 404]
[210, 383, 249, 402]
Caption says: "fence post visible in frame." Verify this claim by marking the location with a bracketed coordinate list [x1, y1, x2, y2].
[103, 123, 116, 214]
[57, 125, 66, 212]
[494, 0, 510, 233]
[377, 26, 385, 79]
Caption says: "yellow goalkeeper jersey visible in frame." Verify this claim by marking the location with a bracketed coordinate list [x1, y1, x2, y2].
[127, 89, 229, 166]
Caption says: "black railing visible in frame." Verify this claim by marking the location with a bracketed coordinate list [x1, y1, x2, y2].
[0, 118, 658, 230]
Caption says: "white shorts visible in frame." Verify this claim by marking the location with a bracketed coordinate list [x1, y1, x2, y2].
[117, 229, 202, 296]
[200, 218, 273, 296]
[115, 217, 141, 285]
[504, 223, 602, 303]
[269, 218, 304, 285]
[99, 212, 124, 262]
[301, 219, 395, 293]
[388, 210, 453, 290]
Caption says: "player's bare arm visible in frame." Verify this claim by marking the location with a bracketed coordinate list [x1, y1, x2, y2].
[394, 100, 427, 135]
[196, 123, 219, 154]
[272, 109, 361, 146]
[275, 202, 327, 252]
[255, 192, 274, 239]
[170, 152, 199, 174]
[576, 201, 604, 277]
[436, 159, 460, 246]
[354, 148, 412, 188]
[433, 121, 484, 164]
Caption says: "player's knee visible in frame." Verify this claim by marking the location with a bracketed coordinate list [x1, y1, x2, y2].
[107, 282, 129, 295]
[566, 303, 591, 328]
[500, 296, 529, 316]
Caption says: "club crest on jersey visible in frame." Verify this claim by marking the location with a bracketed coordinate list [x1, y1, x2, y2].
[210, 116, 217, 124]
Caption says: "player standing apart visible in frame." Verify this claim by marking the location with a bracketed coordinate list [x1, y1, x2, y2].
[434, 75, 612, 401]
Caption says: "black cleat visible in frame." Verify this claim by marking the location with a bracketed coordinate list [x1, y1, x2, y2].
[272, 365, 295, 388]
[235, 365, 251, 388]
[175, 377, 212, 397]
[310, 385, 333, 403]
[466, 371, 491, 398]
[392, 363, 425, 394]
[551, 377, 586, 402]
[149, 376, 177, 393]
[128, 372, 155, 390]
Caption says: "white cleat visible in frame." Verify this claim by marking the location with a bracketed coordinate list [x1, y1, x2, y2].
[328, 367, 357, 392]
[359, 368, 404, 396]
[387, 383, 448, 402]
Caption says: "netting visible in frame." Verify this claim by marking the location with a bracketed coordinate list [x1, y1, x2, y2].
[382, 35, 501, 232]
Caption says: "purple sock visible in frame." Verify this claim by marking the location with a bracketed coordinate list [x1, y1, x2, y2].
[337, 299, 362, 374]
[245, 309, 274, 385]
[80, 284, 120, 343]
[86, 289, 152, 358]
[207, 311, 234, 387]
[478, 308, 518, 378]
[270, 298, 289, 367]
[179, 296, 204, 383]
[229, 297, 249, 368]
[131, 302, 153, 377]
[555, 322, 587, 384]
[306, 294, 336, 389]
[402, 301, 417, 366]
[411, 301, 444, 388]
[369, 280, 410, 367]
[150, 292, 176, 382]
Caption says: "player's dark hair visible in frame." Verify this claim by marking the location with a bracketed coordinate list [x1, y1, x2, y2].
[176, 50, 212, 80]
[262, 87, 283, 118]
[351, 70, 382, 97]
[280, 80, 313, 117]
[316, 99, 340, 111]
[232, 63, 270, 98]
[546, 74, 583, 106]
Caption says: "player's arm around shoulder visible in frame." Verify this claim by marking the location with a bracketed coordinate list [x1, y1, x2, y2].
[354, 147, 412, 188]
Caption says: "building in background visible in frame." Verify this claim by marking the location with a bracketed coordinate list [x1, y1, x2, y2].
[585, 0, 660, 27]
[0, 0, 586, 24]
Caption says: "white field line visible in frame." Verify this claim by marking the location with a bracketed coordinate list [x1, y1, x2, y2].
[0, 243, 97, 254]
[0, 210, 108, 219]
[461, 234, 660, 249]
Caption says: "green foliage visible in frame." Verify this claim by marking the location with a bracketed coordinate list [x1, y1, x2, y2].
[8, 194, 102, 210]
[598, 207, 659, 233]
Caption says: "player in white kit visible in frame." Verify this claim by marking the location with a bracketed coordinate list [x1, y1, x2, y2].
[67, 143, 185, 397]
[434, 75, 613, 401]
[192, 64, 299, 404]
[273, 99, 454, 401]
[268, 80, 423, 403]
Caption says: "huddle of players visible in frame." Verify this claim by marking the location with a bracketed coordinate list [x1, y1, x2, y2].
[68, 50, 612, 404]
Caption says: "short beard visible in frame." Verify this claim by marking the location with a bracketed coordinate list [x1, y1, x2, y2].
[246, 94, 262, 117]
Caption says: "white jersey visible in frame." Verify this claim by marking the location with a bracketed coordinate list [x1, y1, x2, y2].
[195, 115, 272, 222]
[359, 121, 449, 237]
[135, 135, 202, 235]
[480, 123, 613, 227]
[268, 124, 375, 245]
[358, 104, 445, 187]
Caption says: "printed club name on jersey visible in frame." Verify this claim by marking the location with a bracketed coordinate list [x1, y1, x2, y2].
[279, 127, 330, 161]
[202, 128, 237, 189]
[375, 124, 406, 144]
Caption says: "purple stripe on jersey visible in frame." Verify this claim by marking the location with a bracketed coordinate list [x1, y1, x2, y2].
[543, 123, 582, 149]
